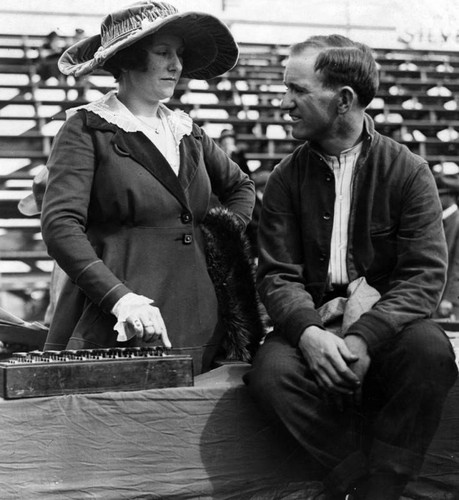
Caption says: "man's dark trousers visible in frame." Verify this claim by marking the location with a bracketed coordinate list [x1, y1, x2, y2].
[246, 318, 458, 493]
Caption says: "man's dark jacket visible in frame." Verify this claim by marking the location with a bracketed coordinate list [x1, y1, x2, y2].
[442, 209, 459, 316]
[257, 115, 447, 354]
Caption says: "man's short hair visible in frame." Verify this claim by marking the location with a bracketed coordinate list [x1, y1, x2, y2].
[290, 34, 379, 108]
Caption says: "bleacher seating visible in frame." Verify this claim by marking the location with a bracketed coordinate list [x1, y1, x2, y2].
[2, 34, 459, 296]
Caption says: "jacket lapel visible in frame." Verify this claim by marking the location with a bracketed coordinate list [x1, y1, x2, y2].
[112, 129, 190, 209]
[178, 127, 202, 191]
[85, 110, 189, 209]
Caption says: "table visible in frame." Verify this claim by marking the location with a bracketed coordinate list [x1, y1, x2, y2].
[0, 362, 457, 499]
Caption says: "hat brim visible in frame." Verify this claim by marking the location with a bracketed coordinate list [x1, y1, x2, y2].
[18, 193, 40, 216]
[59, 11, 238, 80]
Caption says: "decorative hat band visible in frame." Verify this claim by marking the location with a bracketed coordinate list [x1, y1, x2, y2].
[100, 3, 177, 49]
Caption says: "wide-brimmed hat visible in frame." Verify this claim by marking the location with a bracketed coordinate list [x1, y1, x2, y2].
[58, 1, 239, 80]
[432, 162, 459, 194]
[18, 167, 48, 217]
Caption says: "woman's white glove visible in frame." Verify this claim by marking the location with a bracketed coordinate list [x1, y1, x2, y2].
[111, 293, 171, 348]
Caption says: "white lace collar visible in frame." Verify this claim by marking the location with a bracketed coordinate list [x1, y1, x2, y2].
[66, 90, 193, 142]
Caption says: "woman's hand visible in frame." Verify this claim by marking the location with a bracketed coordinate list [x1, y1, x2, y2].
[125, 303, 171, 348]
[112, 293, 171, 348]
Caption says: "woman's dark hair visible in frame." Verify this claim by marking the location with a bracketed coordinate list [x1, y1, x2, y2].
[290, 34, 379, 108]
[102, 34, 156, 80]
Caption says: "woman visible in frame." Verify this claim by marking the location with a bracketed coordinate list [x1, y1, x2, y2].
[41, 1, 255, 374]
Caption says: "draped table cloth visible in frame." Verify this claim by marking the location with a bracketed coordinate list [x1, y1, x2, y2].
[0, 361, 457, 499]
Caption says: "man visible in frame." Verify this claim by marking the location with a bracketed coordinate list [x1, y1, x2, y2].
[245, 35, 458, 500]
[219, 128, 251, 177]
[432, 162, 459, 320]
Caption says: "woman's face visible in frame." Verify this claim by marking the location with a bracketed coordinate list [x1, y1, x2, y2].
[124, 33, 184, 103]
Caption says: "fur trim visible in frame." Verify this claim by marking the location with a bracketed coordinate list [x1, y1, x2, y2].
[201, 207, 266, 362]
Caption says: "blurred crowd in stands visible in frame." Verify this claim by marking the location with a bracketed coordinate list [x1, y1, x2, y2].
[36, 29, 86, 88]
[7, 29, 459, 326]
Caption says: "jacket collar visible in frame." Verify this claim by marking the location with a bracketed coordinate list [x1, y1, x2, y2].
[307, 113, 375, 157]
[362, 112, 376, 140]
[68, 90, 193, 141]
[83, 109, 197, 210]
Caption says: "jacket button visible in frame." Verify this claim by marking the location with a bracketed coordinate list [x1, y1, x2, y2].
[113, 143, 130, 156]
[183, 234, 193, 244]
[323, 212, 331, 221]
[325, 175, 332, 182]
[181, 212, 192, 223]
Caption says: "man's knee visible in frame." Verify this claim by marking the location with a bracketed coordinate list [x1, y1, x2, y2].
[247, 344, 291, 399]
[394, 320, 457, 389]
[246, 335, 307, 413]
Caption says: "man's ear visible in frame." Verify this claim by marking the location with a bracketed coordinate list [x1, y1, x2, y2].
[337, 86, 357, 114]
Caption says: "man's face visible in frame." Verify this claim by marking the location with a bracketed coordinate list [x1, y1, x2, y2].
[282, 47, 338, 143]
